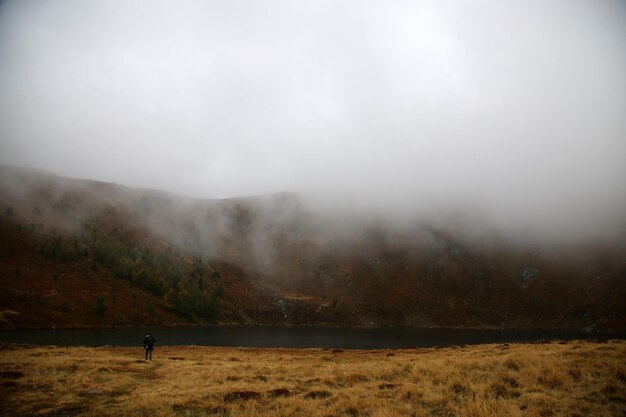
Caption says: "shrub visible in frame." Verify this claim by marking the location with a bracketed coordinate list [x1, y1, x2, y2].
[94, 295, 106, 317]
[142, 302, 154, 314]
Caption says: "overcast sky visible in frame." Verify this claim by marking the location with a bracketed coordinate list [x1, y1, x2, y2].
[0, 0, 625, 234]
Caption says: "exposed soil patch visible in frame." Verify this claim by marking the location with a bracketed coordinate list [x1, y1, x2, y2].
[304, 390, 332, 399]
[268, 388, 291, 397]
[0, 370, 24, 379]
[224, 390, 262, 402]
[38, 405, 87, 417]
[491, 383, 520, 399]
[451, 383, 469, 395]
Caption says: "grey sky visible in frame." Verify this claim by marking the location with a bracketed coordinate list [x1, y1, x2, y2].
[0, 0, 625, 235]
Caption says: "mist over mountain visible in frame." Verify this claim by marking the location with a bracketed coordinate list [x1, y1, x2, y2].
[1, 166, 624, 331]
[1, 0, 625, 244]
[0, 1, 625, 330]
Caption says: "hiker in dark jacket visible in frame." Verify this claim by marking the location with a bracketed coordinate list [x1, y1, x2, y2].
[143, 334, 156, 360]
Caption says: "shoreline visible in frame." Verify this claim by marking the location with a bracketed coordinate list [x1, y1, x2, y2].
[1, 325, 624, 351]
[1, 322, 623, 332]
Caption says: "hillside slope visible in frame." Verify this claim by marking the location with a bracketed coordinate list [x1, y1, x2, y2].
[1, 166, 625, 331]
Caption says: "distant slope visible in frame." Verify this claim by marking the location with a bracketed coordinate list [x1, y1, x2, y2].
[0, 215, 187, 329]
[0, 167, 349, 328]
[1, 166, 625, 331]
[0, 204, 337, 329]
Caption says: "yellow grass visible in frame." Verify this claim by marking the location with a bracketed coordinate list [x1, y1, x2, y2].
[0, 340, 625, 417]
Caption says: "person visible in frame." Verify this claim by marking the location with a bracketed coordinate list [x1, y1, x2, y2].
[143, 334, 156, 360]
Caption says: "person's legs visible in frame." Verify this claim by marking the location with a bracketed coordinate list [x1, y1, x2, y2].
[148, 348, 152, 360]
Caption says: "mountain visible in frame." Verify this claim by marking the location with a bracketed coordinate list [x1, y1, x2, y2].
[0, 166, 624, 331]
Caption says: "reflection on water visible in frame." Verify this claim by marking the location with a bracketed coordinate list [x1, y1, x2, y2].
[0, 326, 623, 349]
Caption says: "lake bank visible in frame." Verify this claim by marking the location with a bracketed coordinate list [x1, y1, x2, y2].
[1, 340, 624, 417]
[0, 325, 623, 349]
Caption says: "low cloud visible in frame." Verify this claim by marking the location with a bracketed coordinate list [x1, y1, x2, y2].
[0, 0, 624, 241]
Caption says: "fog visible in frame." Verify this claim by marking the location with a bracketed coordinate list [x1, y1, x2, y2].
[0, 0, 625, 240]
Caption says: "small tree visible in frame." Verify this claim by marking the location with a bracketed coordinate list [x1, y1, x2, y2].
[214, 284, 224, 298]
[94, 295, 106, 317]
[142, 301, 154, 314]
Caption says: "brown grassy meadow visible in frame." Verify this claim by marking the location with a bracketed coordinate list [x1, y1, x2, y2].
[0, 340, 624, 417]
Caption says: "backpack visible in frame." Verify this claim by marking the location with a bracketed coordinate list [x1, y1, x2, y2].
[143, 334, 155, 348]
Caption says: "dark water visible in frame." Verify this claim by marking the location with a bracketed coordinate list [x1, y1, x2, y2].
[0, 326, 623, 349]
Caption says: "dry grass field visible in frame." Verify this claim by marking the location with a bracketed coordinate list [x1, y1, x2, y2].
[0, 340, 624, 417]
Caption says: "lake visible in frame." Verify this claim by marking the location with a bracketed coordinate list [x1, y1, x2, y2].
[0, 326, 622, 349]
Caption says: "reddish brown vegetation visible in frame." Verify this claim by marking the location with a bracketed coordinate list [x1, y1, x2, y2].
[1, 166, 625, 331]
[0, 218, 186, 329]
